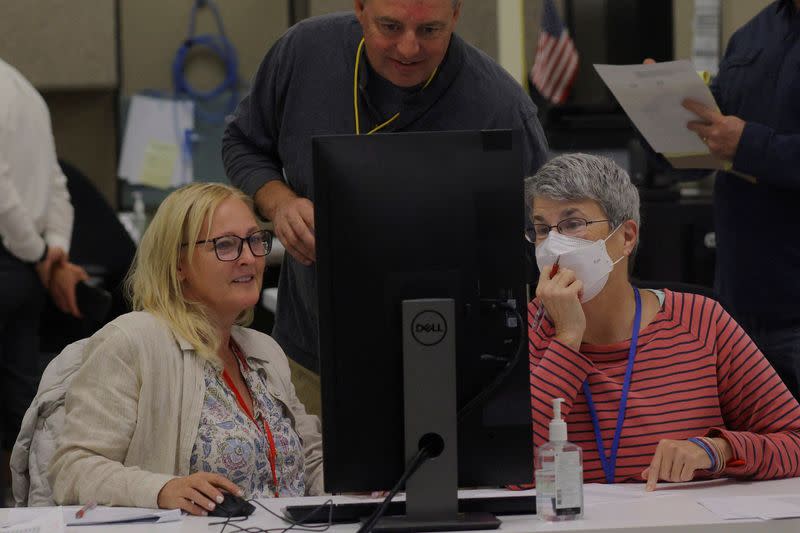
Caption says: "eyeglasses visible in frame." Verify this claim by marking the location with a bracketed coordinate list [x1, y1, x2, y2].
[525, 218, 610, 243]
[186, 229, 274, 261]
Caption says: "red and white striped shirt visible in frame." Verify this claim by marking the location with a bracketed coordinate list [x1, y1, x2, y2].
[530, 289, 800, 483]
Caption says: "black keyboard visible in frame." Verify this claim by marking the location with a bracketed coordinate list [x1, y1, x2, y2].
[282, 495, 536, 524]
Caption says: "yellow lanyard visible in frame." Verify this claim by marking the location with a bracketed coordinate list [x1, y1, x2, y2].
[353, 37, 437, 135]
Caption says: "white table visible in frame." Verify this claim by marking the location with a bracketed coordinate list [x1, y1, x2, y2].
[3, 478, 799, 532]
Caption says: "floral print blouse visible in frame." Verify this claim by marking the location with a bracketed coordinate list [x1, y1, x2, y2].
[189, 343, 305, 498]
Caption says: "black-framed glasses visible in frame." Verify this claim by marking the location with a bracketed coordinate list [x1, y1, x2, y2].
[525, 218, 610, 243]
[187, 229, 274, 261]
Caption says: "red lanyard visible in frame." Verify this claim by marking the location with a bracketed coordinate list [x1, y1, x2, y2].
[222, 341, 279, 497]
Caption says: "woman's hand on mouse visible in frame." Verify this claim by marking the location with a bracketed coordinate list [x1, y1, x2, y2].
[157, 472, 243, 516]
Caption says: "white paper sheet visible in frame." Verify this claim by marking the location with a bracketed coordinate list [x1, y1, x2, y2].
[6, 506, 181, 527]
[698, 494, 800, 520]
[118, 95, 194, 188]
[0, 508, 64, 533]
[593, 60, 721, 160]
[65, 506, 182, 525]
[583, 483, 680, 506]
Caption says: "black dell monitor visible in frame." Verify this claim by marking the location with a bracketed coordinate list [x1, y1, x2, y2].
[313, 130, 533, 531]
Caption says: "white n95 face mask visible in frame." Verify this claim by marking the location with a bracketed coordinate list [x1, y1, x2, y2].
[535, 226, 624, 303]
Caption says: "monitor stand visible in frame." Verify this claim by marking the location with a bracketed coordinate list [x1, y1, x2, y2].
[369, 299, 501, 532]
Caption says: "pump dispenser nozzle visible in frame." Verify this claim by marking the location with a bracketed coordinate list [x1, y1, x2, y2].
[549, 397, 568, 442]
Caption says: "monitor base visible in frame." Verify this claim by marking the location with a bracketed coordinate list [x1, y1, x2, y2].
[369, 511, 501, 532]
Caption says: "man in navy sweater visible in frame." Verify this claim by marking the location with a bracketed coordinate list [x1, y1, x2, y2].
[222, 0, 548, 413]
[667, 0, 800, 400]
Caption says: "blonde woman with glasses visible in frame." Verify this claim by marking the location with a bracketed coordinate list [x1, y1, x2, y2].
[48, 183, 322, 514]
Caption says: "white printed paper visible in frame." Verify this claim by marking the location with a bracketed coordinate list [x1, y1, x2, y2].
[1, 508, 64, 533]
[66, 507, 182, 525]
[118, 95, 194, 188]
[699, 494, 800, 520]
[594, 60, 724, 168]
[6, 506, 181, 528]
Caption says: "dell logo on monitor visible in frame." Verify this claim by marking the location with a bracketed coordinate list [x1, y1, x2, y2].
[411, 310, 448, 346]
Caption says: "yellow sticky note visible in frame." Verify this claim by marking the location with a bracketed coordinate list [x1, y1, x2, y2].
[697, 70, 712, 85]
[138, 142, 178, 189]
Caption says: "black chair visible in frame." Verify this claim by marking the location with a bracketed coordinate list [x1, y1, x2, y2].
[38, 161, 136, 356]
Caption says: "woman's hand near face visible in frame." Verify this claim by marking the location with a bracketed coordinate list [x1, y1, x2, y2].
[157, 472, 243, 516]
[535, 266, 586, 351]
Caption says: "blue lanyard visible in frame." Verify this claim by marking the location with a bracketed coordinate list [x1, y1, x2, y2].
[582, 286, 642, 484]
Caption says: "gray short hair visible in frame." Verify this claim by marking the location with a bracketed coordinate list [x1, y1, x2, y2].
[362, 0, 461, 8]
[525, 153, 641, 229]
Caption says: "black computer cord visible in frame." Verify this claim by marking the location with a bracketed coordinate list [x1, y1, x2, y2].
[225, 299, 526, 533]
[355, 299, 526, 532]
[458, 299, 526, 422]
[211, 497, 335, 533]
[356, 445, 433, 533]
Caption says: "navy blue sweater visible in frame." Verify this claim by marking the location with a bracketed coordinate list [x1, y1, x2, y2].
[685, 1, 800, 319]
[223, 13, 548, 370]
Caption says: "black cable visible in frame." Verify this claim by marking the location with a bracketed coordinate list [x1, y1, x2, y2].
[458, 300, 526, 422]
[212, 299, 525, 533]
[357, 446, 433, 533]
[209, 513, 248, 533]
[354, 299, 526, 532]
[215, 450, 433, 533]
[259, 498, 334, 533]
[211, 498, 335, 533]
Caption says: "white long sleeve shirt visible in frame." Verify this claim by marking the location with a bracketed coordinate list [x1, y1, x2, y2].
[0, 58, 73, 262]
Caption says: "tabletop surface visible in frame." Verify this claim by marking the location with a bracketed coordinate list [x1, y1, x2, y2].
[3, 477, 799, 533]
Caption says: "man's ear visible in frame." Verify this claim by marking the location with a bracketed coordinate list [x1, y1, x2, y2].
[452, 0, 462, 25]
[354, 0, 366, 20]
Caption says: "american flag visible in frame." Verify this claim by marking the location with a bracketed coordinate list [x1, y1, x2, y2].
[531, 0, 579, 105]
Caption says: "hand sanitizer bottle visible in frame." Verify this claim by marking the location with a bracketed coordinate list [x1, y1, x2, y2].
[535, 397, 583, 521]
[132, 190, 147, 243]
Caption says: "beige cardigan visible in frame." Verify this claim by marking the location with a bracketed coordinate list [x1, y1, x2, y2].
[48, 311, 323, 507]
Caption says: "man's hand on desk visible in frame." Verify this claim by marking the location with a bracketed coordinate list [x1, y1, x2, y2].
[255, 181, 316, 266]
[683, 99, 745, 162]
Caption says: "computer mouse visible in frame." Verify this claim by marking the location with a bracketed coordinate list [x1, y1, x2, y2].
[209, 491, 256, 518]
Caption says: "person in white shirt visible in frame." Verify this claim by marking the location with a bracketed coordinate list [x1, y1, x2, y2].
[0, 57, 88, 454]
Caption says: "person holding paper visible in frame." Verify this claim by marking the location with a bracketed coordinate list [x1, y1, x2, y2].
[0, 58, 88, 471]
[527, 153, 800, 490]
[644, 0, 800, 401]
[49, 183, 323, 514]
[222, 0, 548, 414]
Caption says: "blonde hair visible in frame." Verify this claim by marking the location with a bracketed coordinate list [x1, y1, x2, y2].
[124, 182, 256, 361]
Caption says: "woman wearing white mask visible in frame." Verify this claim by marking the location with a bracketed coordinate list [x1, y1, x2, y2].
[526, 153, 800, 490]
